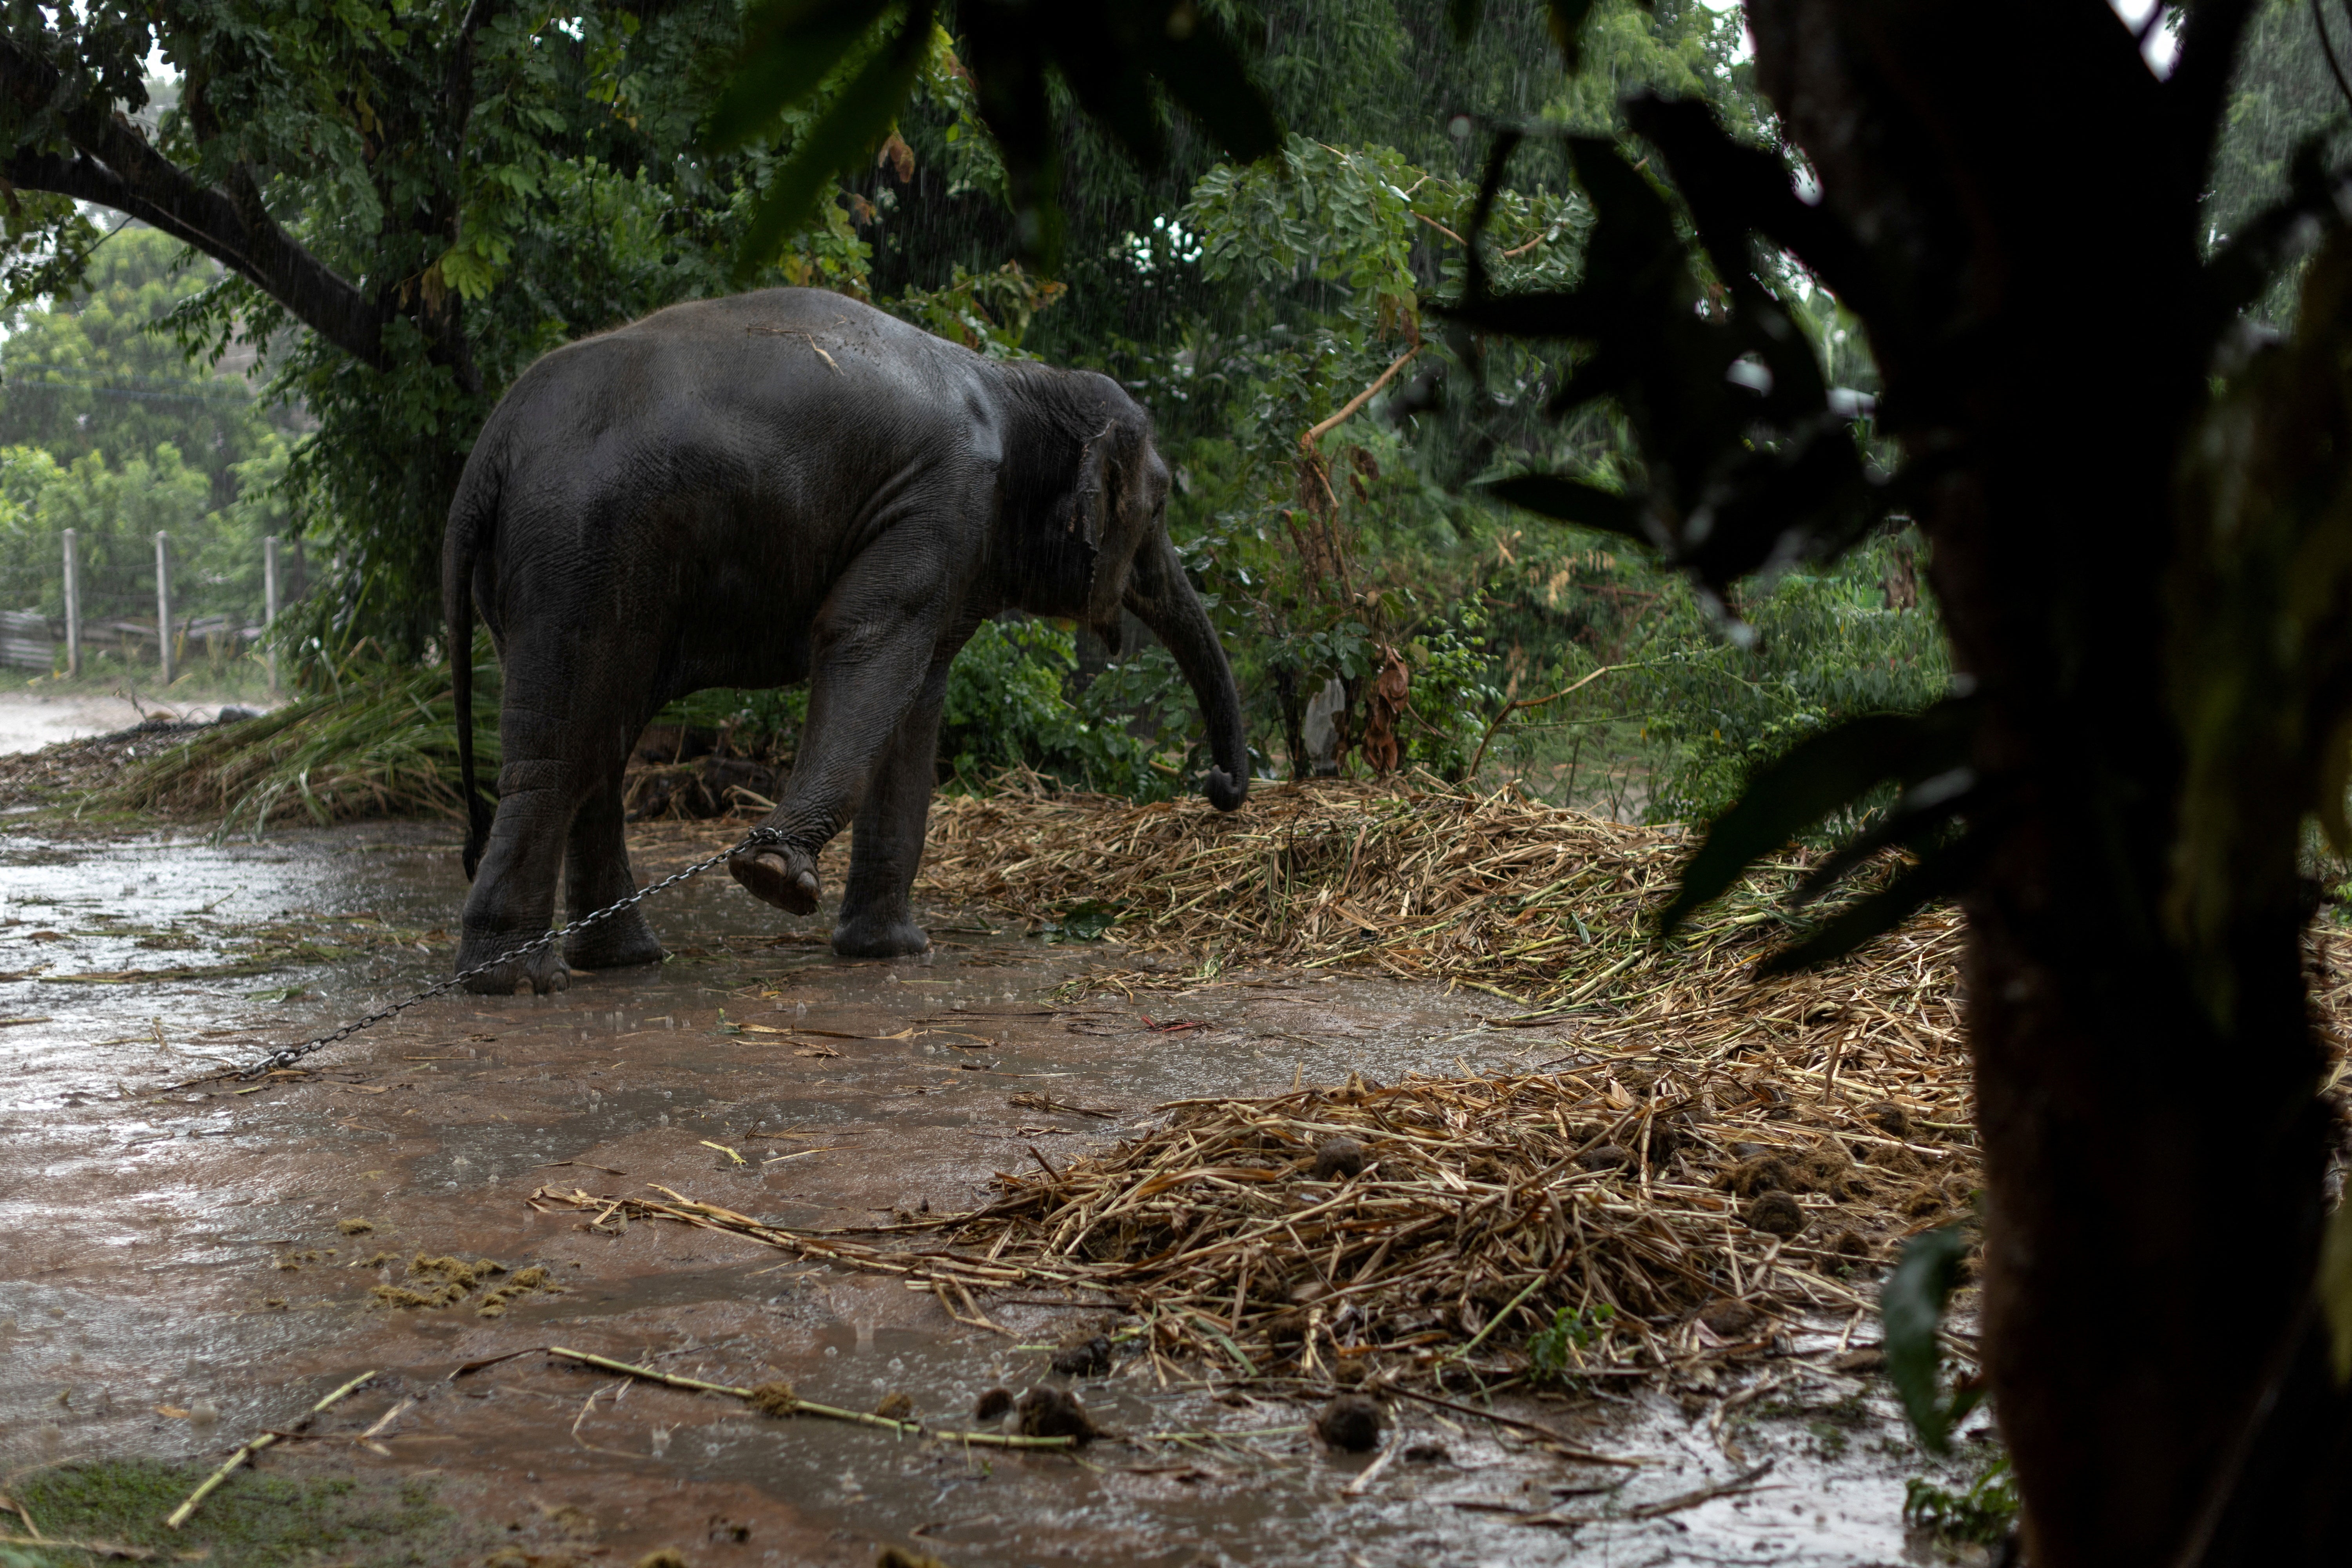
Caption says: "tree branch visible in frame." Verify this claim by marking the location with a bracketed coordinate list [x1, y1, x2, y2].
[444, 0, 505, 133]
[0, 33, 385, 366]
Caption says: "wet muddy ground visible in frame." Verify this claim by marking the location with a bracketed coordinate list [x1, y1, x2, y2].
[0, 820, 1998, 1566]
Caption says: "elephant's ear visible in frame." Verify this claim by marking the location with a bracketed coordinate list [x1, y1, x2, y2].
[1065, 421, 1118, 550]
[1083, 422, 1152, 636]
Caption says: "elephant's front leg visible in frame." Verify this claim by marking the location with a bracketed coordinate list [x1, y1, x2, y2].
[832, 655, 953, 958]
[729, 557, 952, 918]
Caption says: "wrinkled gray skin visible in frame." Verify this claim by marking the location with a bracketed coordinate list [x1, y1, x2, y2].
[444, 289, 1248, 993]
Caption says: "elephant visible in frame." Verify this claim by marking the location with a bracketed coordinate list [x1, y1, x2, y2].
[443, 287, 1249, 994]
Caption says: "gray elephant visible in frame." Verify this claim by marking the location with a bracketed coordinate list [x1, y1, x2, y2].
[443, 288, 1249, 993]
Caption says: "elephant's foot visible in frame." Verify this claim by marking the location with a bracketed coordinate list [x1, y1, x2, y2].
[564, 906, 665, 971]
[730, 844, 821, 915]
[456, 927, 571, 995]
[832, 909, 931, 959]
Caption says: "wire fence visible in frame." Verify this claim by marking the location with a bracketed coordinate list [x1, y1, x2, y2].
[1, 529, 300, 690]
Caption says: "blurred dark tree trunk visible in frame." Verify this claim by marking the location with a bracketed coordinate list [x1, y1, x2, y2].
[1744, 1, 2351, 1561]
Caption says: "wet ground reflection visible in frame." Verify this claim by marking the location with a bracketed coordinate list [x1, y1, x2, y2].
[0, 820, 1991, 1566]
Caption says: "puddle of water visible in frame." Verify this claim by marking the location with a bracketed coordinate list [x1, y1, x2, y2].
[0, 820, 1998, 1566]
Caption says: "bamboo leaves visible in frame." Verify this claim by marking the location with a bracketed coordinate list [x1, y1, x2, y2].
[1656, 697, 1979, 966]
[713, 0, 1281, 275]
[1447, 122, 1905, 592]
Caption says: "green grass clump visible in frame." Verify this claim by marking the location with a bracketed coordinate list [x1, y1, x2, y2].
[1904, 1457, 2020, 1547]
[94, 659, 501, 833]
[4, 1460, 462, 1566]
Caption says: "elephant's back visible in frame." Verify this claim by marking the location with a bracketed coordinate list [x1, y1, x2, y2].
[485, 289, 998, 495]
[518, 290, 984, 430]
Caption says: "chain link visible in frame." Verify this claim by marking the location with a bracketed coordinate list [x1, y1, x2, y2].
[229, 826, 786, 1080]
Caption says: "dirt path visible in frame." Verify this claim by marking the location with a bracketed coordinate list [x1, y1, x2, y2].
[0, 820, 1990, 1566]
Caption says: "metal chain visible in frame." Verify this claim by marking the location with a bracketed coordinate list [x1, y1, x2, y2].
[230, 826, 786, 1080]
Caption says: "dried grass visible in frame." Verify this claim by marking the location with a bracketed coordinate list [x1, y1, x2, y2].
[545, 780, 2352, 1393]
[917, 779, 1809, 1010]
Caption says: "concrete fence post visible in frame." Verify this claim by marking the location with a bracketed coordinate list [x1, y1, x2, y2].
[263, 535, 280, 695]
[62, 528, 80, 678]
[155, 530, 173, 687]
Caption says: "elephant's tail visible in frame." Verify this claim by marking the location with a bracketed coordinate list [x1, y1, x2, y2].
[444, 457, 500, 882]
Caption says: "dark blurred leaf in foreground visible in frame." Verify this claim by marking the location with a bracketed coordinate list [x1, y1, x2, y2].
[714, 0, 1282, 276]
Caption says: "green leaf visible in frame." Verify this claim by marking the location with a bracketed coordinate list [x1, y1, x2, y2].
[1657, 697, 1976, 938]
[1042, 899, 1123, 942]
[1758, 833, 1980, 975]
[1144, 28, 1283, 166]
[2324, 1197, 2352, 1387]
[730, 0, 937, 284]
[1484, 473, 1646, 540]
[436, 246, 498, 302]
[1883, 1224, 1970, 1454]
[1446, 0, 1486, 47]
[708, 0, 892, 150]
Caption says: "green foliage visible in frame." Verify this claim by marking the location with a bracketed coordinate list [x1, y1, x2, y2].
[1039, 898, 1123, 941]
[652, 684, 812, 758]
[1623, 541, 1956, 827]
[1, 0, 1007, 662]
[1527, 1301, 1615, 1382]
[938, 617, 1195, 799]
[1543, 0, 1757, 139]
[941, 616, 1081, 779]
[0, 443, 213, 621]
[1401, 613, 1506, 778]
[0, 225, 292, 673]
[711, 0, 1280, 272]
[889, 260, 1067, 358]
[0, 225, 287, 496]
[1882, 1224, 1984, 1455]
[1904, 1458, 2021, 1547]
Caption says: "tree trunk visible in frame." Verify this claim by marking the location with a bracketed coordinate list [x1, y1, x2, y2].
[1746, 2, 2352, 1559]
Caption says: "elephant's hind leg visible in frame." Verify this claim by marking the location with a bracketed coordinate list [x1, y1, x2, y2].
[456, 745, 578, 996]
[457, 655, 650, 994]
[562, 762, 664, 971]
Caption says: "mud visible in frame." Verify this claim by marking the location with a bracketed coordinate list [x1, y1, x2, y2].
[0, 820, 2000, 1566]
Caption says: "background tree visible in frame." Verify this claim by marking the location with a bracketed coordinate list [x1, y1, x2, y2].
[0, 0, 969, 654]
[0, 223, 287, 506]
[0, 221, 296, 643]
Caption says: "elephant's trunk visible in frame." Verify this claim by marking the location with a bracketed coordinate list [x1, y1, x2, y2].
[1128, 535, 1249, 811]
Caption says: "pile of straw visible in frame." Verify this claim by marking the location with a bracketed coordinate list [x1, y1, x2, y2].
[538, 935, 1985, 1389]
[922, 781, 1820, 1010]
[550, 782, 2352, 1389]
[951, 1062, 1975, 1384]
[538, 782, 2028, 1387]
